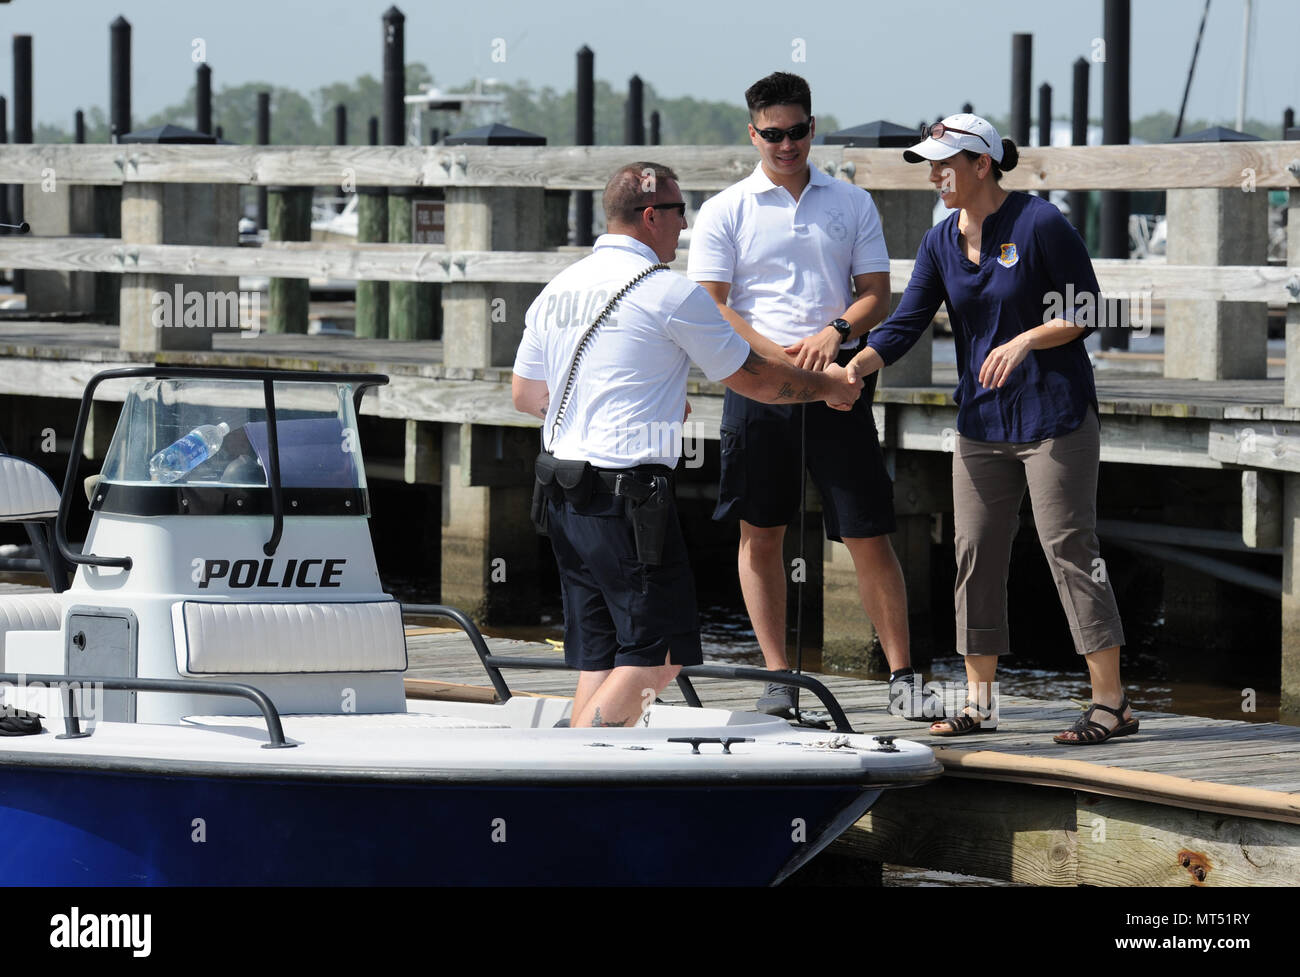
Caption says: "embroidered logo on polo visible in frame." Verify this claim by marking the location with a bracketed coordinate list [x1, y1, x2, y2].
[997, 243, 1019, 268]
[823, 209, 849, 242]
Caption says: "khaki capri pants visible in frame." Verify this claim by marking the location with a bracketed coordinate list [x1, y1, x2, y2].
[953, 408, 1125, 656]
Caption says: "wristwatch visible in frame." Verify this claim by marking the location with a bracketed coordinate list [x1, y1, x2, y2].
[829, 318, 852, 344]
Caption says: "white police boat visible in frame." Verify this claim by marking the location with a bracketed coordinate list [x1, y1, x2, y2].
[0, 366, 940, 885]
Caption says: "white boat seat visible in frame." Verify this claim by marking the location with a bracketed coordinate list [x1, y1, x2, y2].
[173, 599, 407, 675]
[0, 455, 61, 521]
[0, 593, 62, 657]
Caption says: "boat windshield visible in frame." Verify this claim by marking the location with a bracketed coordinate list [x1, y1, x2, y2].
[99, 378, 367, 491]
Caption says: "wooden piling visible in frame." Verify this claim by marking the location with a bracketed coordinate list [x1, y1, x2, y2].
[110, 16, 131, 142]
[10, 35, 31, 257]
[195, 63, 212, 135]
[387, 187, 438, 340]
[1069, 57, 1090, 240]
[625, 75, 644, 145]
[382, 6, 405, 147]
[0, 96, 9, 232]
[267, 186, 312, 334]
[650, 109, 661, 146]
[574, 46, 594, 246]
[355, 188, 388, 338]
[358, 119, 382, 336]
[1100, 0, 1132, 350]
[1037, 82, 1051, 198]
[1010, 34, 1031, 145]
[255, 92, 270, 230]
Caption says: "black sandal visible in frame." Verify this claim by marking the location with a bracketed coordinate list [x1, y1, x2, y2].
[1053, 695, 1139, 745]
[929, 700, 996, 737]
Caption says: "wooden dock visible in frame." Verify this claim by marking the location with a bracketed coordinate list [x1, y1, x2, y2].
[402, 626, 1300, 887]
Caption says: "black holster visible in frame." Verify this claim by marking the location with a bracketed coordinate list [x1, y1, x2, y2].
[618, 473, 672, 567]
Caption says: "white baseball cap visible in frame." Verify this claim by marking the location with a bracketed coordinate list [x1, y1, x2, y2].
[903, 113, 1004, 164]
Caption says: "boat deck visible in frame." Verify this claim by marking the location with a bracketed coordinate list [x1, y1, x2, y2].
[405, 626, 1300, 886]
[4, 585, 1298, 884]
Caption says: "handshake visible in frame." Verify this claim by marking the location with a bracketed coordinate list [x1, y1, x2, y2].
[782, 323, 882, 412]
[818, 362, 862, 411]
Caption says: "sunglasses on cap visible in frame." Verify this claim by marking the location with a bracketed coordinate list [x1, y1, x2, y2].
[753, 119, 813, 143]
[920, 121, 990, 149]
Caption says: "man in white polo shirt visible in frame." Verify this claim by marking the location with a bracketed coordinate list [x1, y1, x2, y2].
[688, 72, 933, 720]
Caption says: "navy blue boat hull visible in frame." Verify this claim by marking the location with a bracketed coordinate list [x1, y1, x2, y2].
[0, 765, 882, 885]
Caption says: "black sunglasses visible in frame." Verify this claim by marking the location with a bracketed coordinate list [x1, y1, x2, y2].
[753, 118, 814, 143]
[640, 201, 686, 215]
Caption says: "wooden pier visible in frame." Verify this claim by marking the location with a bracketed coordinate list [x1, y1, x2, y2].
[0, 138, 1298, 717]
[402, 625, 1300, 888]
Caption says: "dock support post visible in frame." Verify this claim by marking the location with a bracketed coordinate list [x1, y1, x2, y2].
[1282, 155, 1300, 722]
[442, 186, 544, 369]
[574, 46, 595, 247]
[1279, 473, 1300, 722]
[355, 188, 388, 338]
[1164, 186, 1268, 379]
[118, 183, 240, 352]
[1283, 137, 1300, 407]
[439, 423, 540, 625]
[871, 188, 934, 390]
[255, 92, 269, 231]
[439, 174, 546, 624]
[267, 186, 312, 334]
[387, 187, 440, 340]
[823, 449, 947, 671]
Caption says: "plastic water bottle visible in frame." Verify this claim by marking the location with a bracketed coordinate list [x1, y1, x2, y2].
[148, 422, 230, 483]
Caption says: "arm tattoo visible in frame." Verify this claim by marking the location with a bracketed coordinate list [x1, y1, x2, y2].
[740, 349, 763, 375]
[776, 382, 795, 400]
[591, 706, 632, 728]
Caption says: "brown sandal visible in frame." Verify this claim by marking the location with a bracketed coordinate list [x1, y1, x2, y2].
[929, 700, 996, 737]
[1053, 695, 1139, 745]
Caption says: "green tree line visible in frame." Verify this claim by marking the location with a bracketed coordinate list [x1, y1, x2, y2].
[32, 69, 1285, 146]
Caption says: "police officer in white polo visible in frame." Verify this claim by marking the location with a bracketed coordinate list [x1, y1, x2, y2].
[512, 161, 864, 729]
[688, 72, 936, 720]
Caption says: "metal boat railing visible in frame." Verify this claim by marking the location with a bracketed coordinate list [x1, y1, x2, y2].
[0, 671, 295, 748]
[400, 603, 856, 733]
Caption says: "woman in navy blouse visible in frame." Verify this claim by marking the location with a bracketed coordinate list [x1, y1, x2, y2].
[847, 114, 1134, 744]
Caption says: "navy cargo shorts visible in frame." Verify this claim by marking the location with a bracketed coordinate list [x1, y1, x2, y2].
[545, 485, 703, 671]
[714, 363, 896, 541]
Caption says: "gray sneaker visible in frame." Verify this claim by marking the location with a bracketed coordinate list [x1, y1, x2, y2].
[755, 682, 799, 717]
[888, 674, 944, 721]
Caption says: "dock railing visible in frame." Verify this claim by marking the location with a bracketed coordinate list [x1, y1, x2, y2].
[0, 140, 1295, 388]
[3, 140, 1300, 716]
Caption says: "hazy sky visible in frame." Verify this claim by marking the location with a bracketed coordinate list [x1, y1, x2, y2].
[1, 0, 1297, 135]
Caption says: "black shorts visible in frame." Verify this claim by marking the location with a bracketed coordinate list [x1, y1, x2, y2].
[714, 364, 896, 541]
[546, 489, 703, 672]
